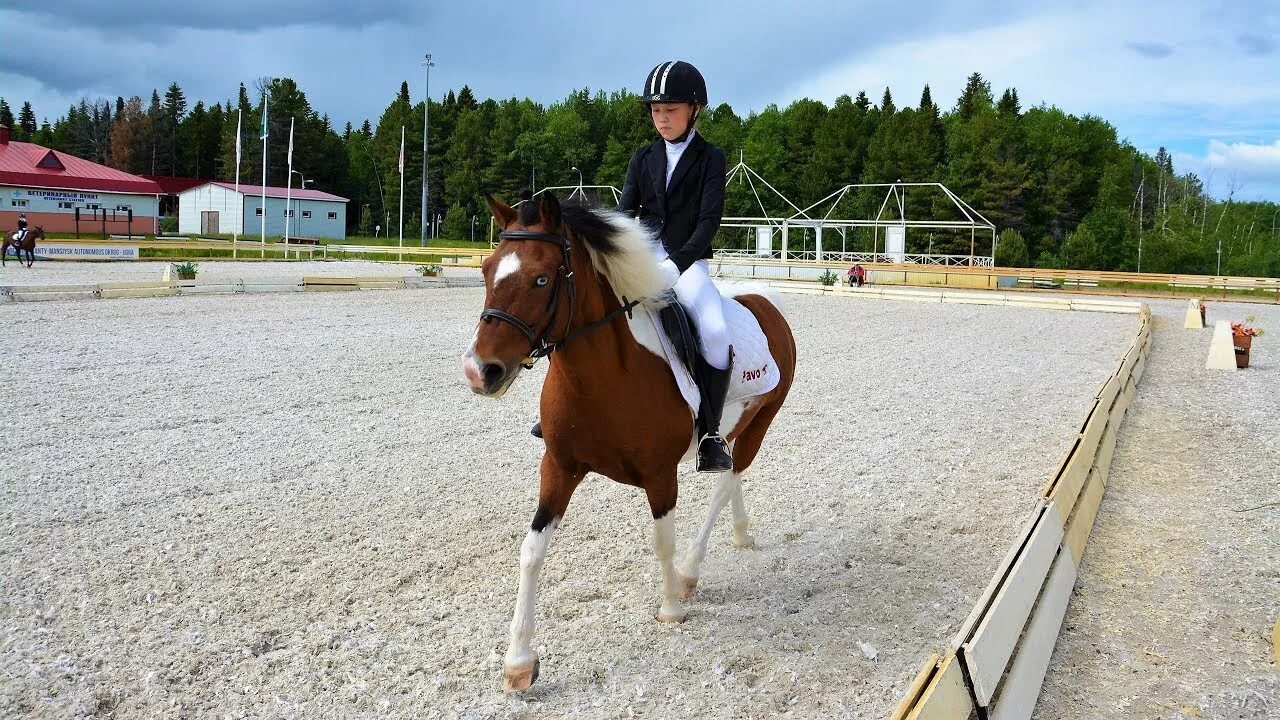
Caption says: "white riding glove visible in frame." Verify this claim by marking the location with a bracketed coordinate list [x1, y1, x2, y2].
[659, 258, 681, 290]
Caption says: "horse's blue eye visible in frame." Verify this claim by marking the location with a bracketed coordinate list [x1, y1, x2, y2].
[536, 276, 549, 286]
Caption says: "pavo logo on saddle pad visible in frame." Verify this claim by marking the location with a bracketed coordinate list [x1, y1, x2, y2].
[741, 364, 769, 383]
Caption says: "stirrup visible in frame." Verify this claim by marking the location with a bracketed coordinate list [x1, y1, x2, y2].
[696, 433, 732, 473]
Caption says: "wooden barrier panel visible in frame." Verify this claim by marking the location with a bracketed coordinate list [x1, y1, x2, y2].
[987, 548, 1078, 720]
[961, 502, 1065, 706]
[1064, 468, 1106, 566]
[952, 500, 1046, 652]
[100, 286, 177, 299]
[891, 652, 975, 720]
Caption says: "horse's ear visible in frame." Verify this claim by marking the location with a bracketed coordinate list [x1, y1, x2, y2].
[539, 190, 561, 231]
[485, 193, 517, 228]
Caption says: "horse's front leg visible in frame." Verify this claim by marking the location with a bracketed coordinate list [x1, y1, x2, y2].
[502, 454, 584, 692]
[677, 469, 737, 598]
[646, 480, 687, 623]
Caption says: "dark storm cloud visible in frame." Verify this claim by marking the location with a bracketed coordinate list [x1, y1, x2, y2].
[6, 0, 419, 33]
[1126, 41, 1174, 58]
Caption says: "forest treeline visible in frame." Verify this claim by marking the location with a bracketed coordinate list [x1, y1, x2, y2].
[3, 72, 1275, 275]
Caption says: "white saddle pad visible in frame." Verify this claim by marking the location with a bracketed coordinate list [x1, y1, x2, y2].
[634, 295, 781, 417]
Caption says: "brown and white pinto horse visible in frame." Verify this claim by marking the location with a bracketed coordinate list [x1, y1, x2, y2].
[463, 191, 796, 691]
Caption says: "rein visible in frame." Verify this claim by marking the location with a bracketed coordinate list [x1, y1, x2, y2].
[480, 229, 644, 368]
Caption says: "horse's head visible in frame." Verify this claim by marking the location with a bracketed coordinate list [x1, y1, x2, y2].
[462, 190, 574, 397]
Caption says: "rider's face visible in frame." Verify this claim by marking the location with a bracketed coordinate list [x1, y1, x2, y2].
[651, 103, 695, 142]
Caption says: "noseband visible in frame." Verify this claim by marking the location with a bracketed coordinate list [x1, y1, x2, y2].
[479, 229, 642, 368]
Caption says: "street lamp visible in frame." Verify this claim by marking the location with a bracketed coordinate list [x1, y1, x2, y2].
[421, 53, 434, 248]
[571, 165, 583, 199]
[289, 170, 312, 240]
[471, 215, 477, 243]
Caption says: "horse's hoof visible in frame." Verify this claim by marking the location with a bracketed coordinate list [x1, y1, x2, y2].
[502, 658, 540, 692]
[677, 571, 699, 599]
[656, 605, 687, 623]
[732, 534, 756, 550]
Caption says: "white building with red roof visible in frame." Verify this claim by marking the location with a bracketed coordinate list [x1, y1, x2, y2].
[178, 181, 349, 240]
[0, 125, 162, 236]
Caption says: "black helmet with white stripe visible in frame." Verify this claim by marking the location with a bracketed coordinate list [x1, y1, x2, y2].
[640, 60, 707, 106]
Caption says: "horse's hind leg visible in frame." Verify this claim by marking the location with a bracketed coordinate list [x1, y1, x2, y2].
[723, 397, 788, 550]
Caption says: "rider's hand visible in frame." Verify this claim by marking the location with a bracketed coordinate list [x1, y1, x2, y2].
[659, 258, 681, 289]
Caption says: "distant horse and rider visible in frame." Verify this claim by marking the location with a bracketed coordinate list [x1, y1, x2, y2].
[3, 213, 41, 267]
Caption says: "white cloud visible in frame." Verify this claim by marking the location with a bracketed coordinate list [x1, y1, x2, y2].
[1206, 139, 1280, 171]
[779, 1, 1280, 199]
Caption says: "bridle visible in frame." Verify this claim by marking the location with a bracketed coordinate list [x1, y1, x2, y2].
[479, 228, 643, 368]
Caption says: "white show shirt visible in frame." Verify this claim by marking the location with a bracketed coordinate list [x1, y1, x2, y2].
[664, 130, 696, 189]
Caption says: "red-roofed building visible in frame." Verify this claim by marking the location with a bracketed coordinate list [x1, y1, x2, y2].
[0, 125, 162, 236]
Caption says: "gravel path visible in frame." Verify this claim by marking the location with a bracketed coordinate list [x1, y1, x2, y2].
[0, 286, 1133, 718]
[1035, 299, 1280, 720]
[0, 260, 415, 286]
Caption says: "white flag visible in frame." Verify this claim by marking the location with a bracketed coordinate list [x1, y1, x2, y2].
[398, 126, 405, 175]
[235, 109, 242, 169]
[287, 117, 294, 167]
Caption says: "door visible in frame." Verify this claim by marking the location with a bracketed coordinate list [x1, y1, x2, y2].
[200, 211, 220, 235]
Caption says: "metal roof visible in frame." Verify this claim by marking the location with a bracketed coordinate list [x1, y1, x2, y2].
[0, 140, 163, 195]
[199, 181, 349, 203]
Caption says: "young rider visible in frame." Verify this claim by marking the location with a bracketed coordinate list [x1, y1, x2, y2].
[532, 60, 733, 474]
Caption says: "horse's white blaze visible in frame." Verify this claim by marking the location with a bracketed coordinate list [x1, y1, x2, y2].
[653, 511, 685, 620]
[679, 470, 738, 580]
[504, 519, 558, 669]
[494, 252, 521, 285]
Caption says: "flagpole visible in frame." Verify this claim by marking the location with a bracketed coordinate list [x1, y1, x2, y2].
[398, 125, 405, 250]
[259, 89, 268, 258]
[233, 108, 241, 256]
[285, 116, 294, 247]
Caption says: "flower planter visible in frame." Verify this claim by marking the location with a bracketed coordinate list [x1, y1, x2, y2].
[1234, 333, 1253, 368]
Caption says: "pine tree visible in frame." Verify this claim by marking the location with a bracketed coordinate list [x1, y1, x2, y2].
[163, 82, 188, 175]
[399, 81, 410, 103]
[18, 101, 37, 139]
[956, 72, 993, 120]
[880, 87, 895, 116]
[997, 88, 1021, 116]
[0, 99, 13, 131]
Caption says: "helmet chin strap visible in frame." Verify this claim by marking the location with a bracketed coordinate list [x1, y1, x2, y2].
[669, 105, 700, 143]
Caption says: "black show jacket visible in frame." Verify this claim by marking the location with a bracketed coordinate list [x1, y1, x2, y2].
[616, 132, 726, 273]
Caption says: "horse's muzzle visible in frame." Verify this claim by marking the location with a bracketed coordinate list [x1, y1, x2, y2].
[461, 349, 520, 398]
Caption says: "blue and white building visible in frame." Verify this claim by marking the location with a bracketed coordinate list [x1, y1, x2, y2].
[178, 182, 349, 240]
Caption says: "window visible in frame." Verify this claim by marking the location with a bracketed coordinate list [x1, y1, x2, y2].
[84, 203, 100, 210]
[58, 201, 73, 209]
[283, 209, 294, 218]
[115, 204, 131, 211]
[301, 210, 312, 219]
[327, 211, 338, 220]
[10, 199, 28, 208]
[255, 207, 263, 216]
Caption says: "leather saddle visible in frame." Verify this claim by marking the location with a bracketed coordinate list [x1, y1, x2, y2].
[658, 301, 702, 378]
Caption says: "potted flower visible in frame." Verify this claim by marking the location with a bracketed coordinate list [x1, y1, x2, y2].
[174, 261, 198, 283]
[417, 264, 443, 277]
[818, 269, 839, 287]
[1231, 316, 1264, 368]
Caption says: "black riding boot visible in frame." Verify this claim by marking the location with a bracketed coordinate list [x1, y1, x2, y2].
[695, 347, 734, 473]
[531, 421, 543, 439]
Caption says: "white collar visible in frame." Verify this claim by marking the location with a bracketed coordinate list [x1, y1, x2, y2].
[664, 129, 696, 152]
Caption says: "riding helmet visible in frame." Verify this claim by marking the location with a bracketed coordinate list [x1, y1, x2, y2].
[640, 61, 707, 106]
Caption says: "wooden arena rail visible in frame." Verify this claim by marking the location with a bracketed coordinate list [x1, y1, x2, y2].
[1, 274, 483, 301]
[764, 281, 1152, 720]
[895, 305, 1149, 720]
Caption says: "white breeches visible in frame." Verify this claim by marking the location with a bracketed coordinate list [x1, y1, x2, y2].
[673, 260, 730, 370]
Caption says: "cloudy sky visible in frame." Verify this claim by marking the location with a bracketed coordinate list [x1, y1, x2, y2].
[2, 0, 1277, 199]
